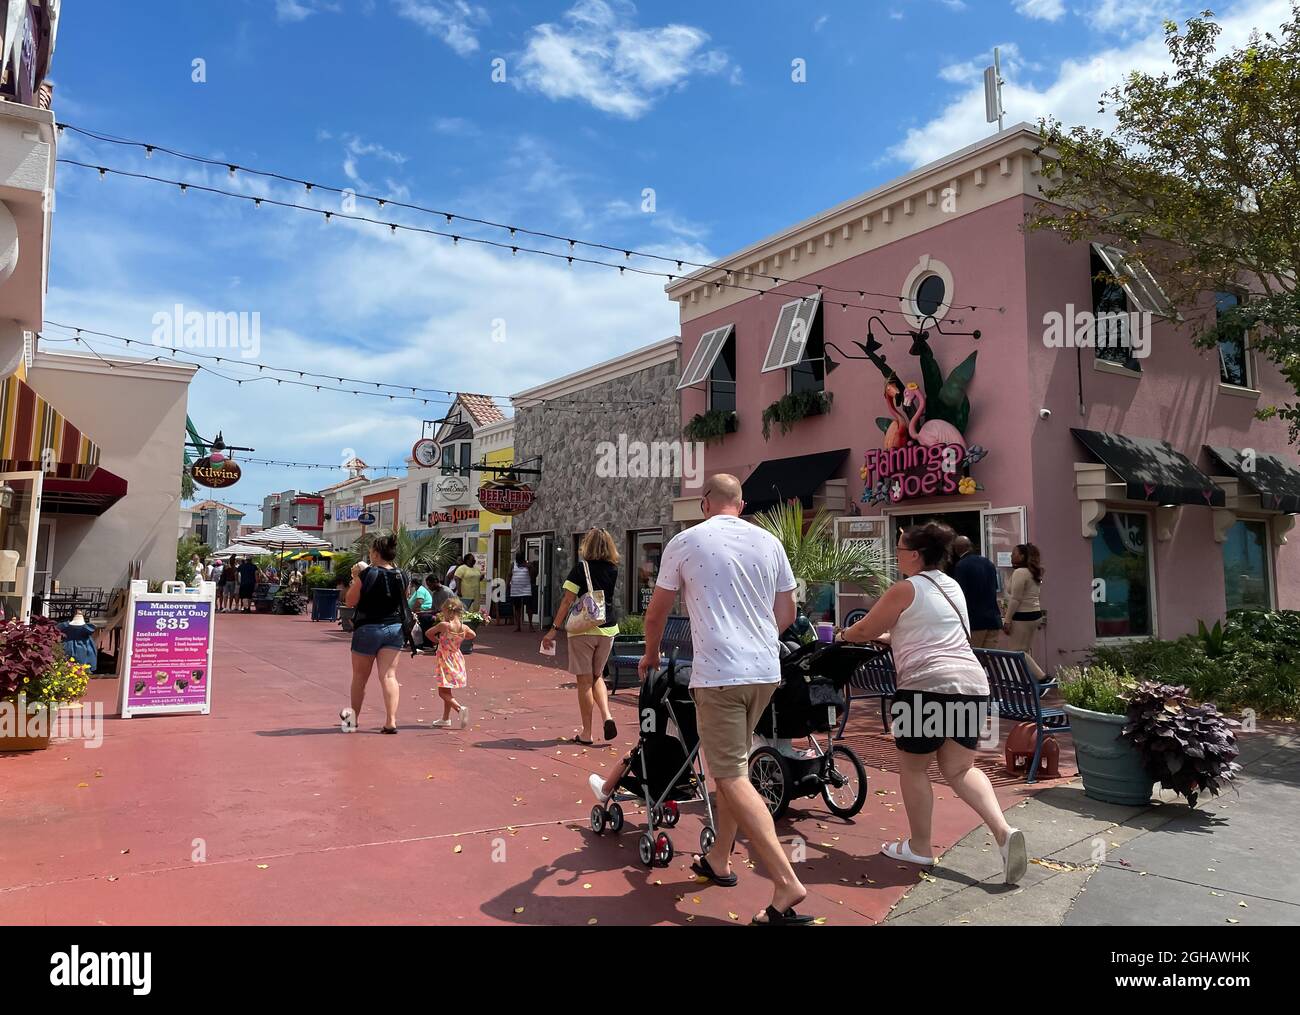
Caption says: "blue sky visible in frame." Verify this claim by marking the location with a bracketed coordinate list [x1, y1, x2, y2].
[41, 0, 1289, 519]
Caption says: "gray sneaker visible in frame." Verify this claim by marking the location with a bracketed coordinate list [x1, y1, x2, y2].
[1000, 828, 1027, 885]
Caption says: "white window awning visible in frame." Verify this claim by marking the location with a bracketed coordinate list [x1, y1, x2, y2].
[1091, 243, 1176, 318]
[761, 294, 821, 373]
[676, 324, 734, 389]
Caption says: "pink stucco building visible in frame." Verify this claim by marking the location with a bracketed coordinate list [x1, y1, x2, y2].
[666, 124, 1299, 671]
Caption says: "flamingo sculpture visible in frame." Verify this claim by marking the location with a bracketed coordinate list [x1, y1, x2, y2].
[882, 380, 909, 450]
[901, 382, 967, 450]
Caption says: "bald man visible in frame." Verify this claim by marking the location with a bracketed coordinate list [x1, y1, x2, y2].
[950, 535, 1002, 648]
[635, 473, 813, 925]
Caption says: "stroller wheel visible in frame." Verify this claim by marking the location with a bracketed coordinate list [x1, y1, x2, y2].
[590, 805, 606, 835]
[654, 832, 674, 867]
[607, 802, 624, 833]
[700, 825, 717, 855]
[661, 799, 680, 828]
[748, 746, 793, 820]
[638, 833, 655, 867]
[821, 745, 868, 818]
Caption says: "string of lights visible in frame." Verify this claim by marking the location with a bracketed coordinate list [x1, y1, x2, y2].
[57, 122, 1008, 316]
[59, 158, 981, 324]
[38, 325, 658, 411]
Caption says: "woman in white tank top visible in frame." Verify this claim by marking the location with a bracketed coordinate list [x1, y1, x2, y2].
[839, 522, 1027, 885]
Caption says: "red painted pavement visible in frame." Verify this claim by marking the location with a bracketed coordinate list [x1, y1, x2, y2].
[0, 614, 1070, 925]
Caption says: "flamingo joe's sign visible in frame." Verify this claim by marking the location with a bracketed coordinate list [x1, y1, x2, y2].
[863, 444, 967, 503]
[190, 456, 242, 489]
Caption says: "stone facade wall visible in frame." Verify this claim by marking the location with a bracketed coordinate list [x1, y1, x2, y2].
[512, 355, 683, 622]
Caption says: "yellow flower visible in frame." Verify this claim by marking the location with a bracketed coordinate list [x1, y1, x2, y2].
[958, 477, 976, 495]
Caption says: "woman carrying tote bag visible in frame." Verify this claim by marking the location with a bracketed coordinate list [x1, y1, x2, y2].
[541, 527, 620, 745]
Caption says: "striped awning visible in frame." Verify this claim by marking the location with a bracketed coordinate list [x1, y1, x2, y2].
[0, 375, 102, 479]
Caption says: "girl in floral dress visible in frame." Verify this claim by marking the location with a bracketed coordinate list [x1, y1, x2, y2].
[426, 598, 475, 729]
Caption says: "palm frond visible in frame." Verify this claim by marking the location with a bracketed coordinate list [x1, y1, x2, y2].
[752, 501, 889, 595]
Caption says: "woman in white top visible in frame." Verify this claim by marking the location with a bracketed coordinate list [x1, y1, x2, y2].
[1002, 543, 1046, 680]
[509, 551, 535, 633]
[839, 522, 1027, 885]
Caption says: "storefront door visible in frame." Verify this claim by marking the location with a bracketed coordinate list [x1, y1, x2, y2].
[524, 533, 553, 627]
[0, 471, 43, 623]
[981, 506, 1027, 596]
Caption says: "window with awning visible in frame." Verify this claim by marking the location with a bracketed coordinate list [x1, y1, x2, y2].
[1206, 445, 1300, 515]
[741, 448, 848, 516]
[1072, 429, 1224, 507]
[676, 324, 733, 389]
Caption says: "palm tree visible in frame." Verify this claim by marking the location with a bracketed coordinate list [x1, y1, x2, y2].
[752, 500, 890, 595]
[332, 524, 460, 582]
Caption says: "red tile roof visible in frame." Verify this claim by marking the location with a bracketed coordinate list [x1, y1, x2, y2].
[190, 499, 246, 517]
[458, 393, 505, 427]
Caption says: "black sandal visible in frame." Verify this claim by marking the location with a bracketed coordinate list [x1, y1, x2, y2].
[751, 905, 814, 926]
[690, 855, 738, 887]
[603, 719, 618, 741]
[573, 736, 594, 746]
[380, 726, 398, 734]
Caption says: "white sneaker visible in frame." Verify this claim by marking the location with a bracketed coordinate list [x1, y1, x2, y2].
[458, 707, 470, 730]
[589, 773, 612, 803]
[339, 708, 355, 732]
[1000, 828, 1027, 885]
[430, 719, 452, 728]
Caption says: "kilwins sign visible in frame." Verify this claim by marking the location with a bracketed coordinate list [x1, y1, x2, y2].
[478, 480, 536, 516]
[190, 454, 242, 490]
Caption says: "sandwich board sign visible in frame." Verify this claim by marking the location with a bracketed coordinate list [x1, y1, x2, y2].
[117, 580, 216, 718]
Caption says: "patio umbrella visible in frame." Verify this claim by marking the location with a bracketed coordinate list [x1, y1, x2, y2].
[211, 543, 267, 558]
[288, 548, 335, 561]
[239, 524, 330, 578]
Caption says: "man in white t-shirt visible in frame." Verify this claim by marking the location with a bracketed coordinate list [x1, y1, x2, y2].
[636, 474, 812, 925]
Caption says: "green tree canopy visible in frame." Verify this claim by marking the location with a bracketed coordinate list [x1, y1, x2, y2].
[1027, 5, 1300, 440]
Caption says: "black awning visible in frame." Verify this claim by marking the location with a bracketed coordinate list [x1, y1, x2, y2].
[1071, 429, 1225, 507]
[742, 449, 848, 516]
[1206, 445, 1300, 514]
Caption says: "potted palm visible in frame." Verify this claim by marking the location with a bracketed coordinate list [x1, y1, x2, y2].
[1, 619, 92, 752]
[751, 500, 889, 625]
[1059, 664, 1154, 805]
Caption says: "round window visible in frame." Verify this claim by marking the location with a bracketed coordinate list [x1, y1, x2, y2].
[913, 274, 946, 318]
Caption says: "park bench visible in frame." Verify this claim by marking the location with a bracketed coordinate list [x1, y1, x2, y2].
[836, 645, 1066, 783]
[606, 615, 692, 691]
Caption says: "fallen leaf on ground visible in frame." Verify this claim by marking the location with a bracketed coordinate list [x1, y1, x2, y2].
[453, 845, 463, 854]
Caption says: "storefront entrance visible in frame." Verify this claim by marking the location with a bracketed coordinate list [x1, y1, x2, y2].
[0, 471, 43, 622]
[523, 532, 553, 627]
[891, 509, 983, 552]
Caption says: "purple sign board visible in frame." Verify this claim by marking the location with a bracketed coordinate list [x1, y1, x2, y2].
[120, 596, 214, 717]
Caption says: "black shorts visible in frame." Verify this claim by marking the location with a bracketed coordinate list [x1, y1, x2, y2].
[890, 691, 991, 754]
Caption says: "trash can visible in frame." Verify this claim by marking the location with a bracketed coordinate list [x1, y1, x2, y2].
[311, 587, 341, 622]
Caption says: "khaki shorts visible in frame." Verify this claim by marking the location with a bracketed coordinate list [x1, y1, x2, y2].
[692, 682, 778, 780]
[568, 633, 615, 677]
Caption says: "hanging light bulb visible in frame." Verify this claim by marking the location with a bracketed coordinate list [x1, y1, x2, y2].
[228, 165, 237, 180]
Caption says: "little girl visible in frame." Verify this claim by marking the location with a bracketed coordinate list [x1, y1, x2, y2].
[425, 598, 475, 729]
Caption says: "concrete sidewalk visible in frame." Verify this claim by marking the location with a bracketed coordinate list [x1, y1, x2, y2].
[885, 726, 1300, 926]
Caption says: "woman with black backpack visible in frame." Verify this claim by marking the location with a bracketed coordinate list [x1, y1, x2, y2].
[341, 533, 413, 734]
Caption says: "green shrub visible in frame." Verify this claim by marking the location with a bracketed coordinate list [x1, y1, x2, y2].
[618, 614, 645, 637]
[1058, 663, 1131, 715]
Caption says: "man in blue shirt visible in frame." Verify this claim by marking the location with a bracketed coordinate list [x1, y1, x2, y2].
[950, 536, 1002, 648]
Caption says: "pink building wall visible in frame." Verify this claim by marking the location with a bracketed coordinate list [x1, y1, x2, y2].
[679, 192, 1298, 665]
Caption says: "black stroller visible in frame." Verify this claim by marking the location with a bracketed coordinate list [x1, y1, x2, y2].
[588, 655, 716, 868]
[748, 640, 870, 820]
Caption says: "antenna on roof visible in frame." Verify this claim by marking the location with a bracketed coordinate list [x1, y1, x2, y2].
[983, 47, 1005, 132]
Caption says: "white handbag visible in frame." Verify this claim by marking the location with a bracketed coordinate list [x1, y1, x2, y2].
[564, 559, 606, 634]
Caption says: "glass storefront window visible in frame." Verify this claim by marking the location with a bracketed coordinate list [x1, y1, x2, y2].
[1092, 511, 1153, 638]
[629, 529, 663, 614]
[0, 474, 40, 623]
[1222, 519, 1271, 611]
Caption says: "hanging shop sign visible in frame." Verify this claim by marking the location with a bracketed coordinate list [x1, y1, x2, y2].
[357, 511, 377, 526]
[334, 504, 362, 522]
[412, 438, 440, 468]
[434, 475, 470, 504]
[118, 580, 215, 718]
[429, 507, 479, 525]
[478, 480, 536, 516]
[190, 455, 242, 489]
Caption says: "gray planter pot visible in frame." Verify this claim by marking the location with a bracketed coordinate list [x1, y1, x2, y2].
[1063, 703, 1154, 806]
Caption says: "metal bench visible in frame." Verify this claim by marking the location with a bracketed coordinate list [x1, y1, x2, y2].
[836, 644, 898, 738]
[975, 648, 1070, 783]
[606, 615, 692, 691]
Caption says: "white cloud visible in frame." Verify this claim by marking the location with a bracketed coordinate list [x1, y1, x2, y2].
[1085, 0, 1176, 34]
[392, 0, 489, 56]
[515, 0, 734, 119]
[274, 0, 339, 23]
[1014, 0, 1065, 20]
[814, 14, 830, 31]
[890, 0, 1291, 167]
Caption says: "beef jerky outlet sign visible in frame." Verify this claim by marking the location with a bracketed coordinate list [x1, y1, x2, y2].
[478, 480, 535, 515]
[190, 455, 242, 489]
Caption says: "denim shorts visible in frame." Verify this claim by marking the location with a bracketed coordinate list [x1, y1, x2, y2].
[351, 622, 405, 656]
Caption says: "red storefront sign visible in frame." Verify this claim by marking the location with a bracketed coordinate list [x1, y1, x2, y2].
[478, 481, 536, 515]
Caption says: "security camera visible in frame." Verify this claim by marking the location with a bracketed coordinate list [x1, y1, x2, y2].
[1039, 408, 1052, 419]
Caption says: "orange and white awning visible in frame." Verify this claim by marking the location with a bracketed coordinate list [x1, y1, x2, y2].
[0, 374, 102, 479]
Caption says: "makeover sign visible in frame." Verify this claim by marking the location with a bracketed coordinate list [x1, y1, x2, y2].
[119, 583, 215, 717]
